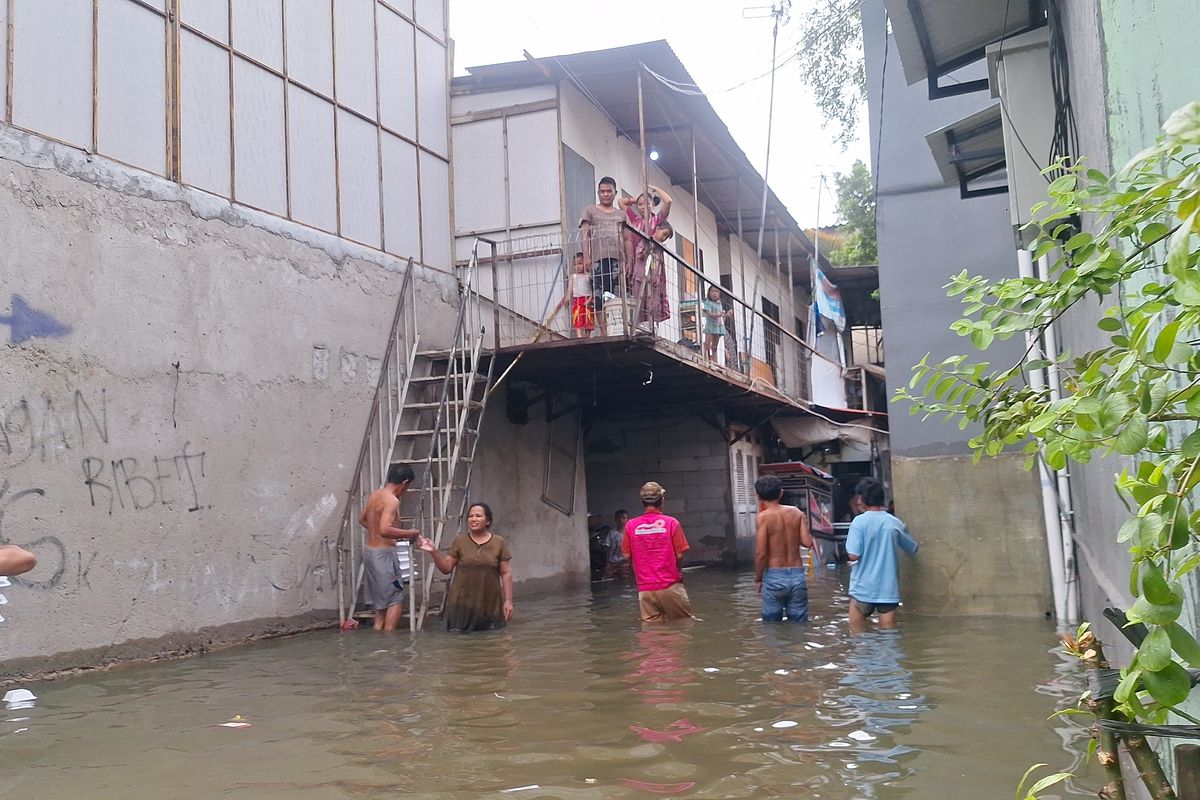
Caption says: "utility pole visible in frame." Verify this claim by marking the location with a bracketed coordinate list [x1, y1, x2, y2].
[742, 0, 791, 366]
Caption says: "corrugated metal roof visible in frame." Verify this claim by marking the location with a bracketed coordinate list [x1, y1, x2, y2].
[453, 40, 832, 279]
[883, 0, 1043, 91]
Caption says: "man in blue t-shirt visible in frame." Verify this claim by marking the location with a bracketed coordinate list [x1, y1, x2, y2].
[845, 477, 918, 632]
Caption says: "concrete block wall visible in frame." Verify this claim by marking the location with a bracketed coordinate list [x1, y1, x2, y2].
[471, 399, 590, 591]
[584, 414, 737, 564]
[892, 453, 1053, 617]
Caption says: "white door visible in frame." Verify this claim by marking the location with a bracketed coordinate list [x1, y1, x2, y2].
[730, 441, 758, 541]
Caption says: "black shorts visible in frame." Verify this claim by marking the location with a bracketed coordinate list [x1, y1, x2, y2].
[853, 598, 900, 616]
[592, 258, 620, 301]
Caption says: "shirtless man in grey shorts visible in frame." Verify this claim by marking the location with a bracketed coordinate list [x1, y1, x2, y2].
[360, 463, 421, 631]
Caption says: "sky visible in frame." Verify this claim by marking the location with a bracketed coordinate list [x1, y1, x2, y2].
[447, 0, 871, 229]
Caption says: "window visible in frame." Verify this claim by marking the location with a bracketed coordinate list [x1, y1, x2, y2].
[761, 297, 781, 368]
[675, 234, 705, 344]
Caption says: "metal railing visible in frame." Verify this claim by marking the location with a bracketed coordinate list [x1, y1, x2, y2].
[475, 224, 823, 404]
[336, 257, 418, 625]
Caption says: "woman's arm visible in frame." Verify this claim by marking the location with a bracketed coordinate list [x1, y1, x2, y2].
[499, 559, 514, 621]
[418, 537, 458, 574]
[651, 184, 672, 217]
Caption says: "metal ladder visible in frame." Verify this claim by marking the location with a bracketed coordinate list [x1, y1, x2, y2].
[335, 244, 494, 631]
[336, 257, 419, 626]
[405, 244, 493, 631]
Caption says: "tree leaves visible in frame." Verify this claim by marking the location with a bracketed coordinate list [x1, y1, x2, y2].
[902, 105, 1200, 720]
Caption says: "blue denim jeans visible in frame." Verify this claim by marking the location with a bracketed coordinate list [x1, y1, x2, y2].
[761, 567, 808, 623]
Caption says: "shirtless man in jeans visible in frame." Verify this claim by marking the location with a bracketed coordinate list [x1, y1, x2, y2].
[360, 463, 421, 631]
[753, 474, 813, 623]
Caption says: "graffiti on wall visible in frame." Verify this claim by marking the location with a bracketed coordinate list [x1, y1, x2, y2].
[0, 294, 72, 345]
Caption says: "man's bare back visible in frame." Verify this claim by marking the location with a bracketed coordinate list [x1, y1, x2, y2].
[755, 503, 812, 575]
[361, 488, 418, 548]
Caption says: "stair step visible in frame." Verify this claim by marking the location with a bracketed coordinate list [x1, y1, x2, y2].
[404, 401, 484, 411]
[409, 373, 489, 384]
[393, 456, 474, 465]
[395, 427, 479, 437]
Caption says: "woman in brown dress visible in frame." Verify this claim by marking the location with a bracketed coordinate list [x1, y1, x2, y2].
[418, 502, 513, 631]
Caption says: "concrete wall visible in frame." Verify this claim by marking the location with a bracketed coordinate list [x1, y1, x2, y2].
[584, 414, 739, 565]
[894, 454, 1054, 617]
[0, 125, 462, 676]
[471, 393, 590, 590]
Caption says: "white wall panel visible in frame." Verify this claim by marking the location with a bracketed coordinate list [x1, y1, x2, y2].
[337, 110, 381, 247]
[450, 119, 504, 234]
[383, 0, 414, 19]
[333, 0, 377, 119]
[381, 133, 419, 258]
[233, 59, 287, 214]
[284, 0, 332, 96]
[97, 1, 166, 175]
[11, 0, 92, 149]
[180, 32, 231, 195]
[419, 152, 450, 268]
[506, 110, 560, 227]
[0, 0, 8, 122]
[181, 0, 228, 42]
[377, 8, 416, 139]
[414, 0, 444, 39]
[287, 87, 336, 231]
[232, 0, 283, 70]
[415, 32, 447, 156]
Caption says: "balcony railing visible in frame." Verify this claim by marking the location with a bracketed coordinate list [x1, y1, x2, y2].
[472, 223, 823, 405]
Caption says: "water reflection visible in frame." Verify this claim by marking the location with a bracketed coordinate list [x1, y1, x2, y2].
[0, 568, 1091, 799]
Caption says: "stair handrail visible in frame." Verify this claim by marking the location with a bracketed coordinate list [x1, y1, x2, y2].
[335, 257, 417, 624]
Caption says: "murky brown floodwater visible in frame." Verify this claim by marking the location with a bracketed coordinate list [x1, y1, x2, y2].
[2, 568, 1094, 799]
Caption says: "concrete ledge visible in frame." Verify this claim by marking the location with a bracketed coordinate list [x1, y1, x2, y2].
[0, 610, 337, 685]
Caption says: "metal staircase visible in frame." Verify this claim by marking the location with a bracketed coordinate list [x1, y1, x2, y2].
[335, 244, 494, 631]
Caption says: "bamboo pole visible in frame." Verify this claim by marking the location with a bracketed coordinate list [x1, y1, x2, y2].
[1076, 628, 1127, 800]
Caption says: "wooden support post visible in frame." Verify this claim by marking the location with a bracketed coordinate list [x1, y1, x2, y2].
[1177, 744, 1200, 800]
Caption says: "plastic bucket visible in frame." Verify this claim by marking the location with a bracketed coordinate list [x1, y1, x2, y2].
[604, 298, 625, 333]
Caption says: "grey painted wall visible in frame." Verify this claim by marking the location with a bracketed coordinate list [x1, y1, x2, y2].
[585, 414, 738, 565]
[863, 0, 1028, 458]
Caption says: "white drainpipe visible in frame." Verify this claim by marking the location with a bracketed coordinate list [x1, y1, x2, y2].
[1037, 252, 1080, 625]
[1018, 249, 1070, 624]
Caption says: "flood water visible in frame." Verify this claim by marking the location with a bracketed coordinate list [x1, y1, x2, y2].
[2, 568, 1094, 799]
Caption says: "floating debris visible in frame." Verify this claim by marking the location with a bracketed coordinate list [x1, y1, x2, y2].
[500, 785, 539, 793]
[3, 689, 36, 710]
[771, 720, 798, 729]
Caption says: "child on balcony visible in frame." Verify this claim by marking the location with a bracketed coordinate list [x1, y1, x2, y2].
[564, 252, 594, 338]
[702, 285, 731, 362]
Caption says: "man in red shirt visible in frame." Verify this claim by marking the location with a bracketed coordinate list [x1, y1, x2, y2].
[622, 481, 694, 622]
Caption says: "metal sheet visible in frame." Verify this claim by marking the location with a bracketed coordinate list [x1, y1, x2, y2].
[333, 0, 376, 119]
[97, 0, 166, 175]
[506, 110, 559, 227]
[419, 151, 450, 268]
[181, 0, 228, 42]
[883, 0, 1038, 86]
[414, 0, 444, 39]
[232, 0, 283, 70]
[337, 109, 381, 247]
[415, 31, 446, 156]
[381, 132, 419, 258]
[233, 58, 287, 214]
[449, 118, 504, 234]
[180, 31, 231, 195]
[11, 0, 92, 149]
[287, 87, 336, 231]
[377, 6, 415, 139]
[284, 0, 332, 96]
